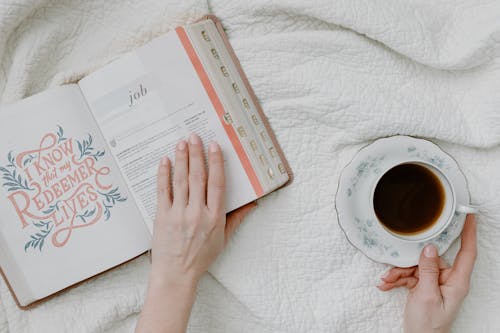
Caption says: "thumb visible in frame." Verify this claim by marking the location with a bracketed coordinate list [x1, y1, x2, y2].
[224, 202, 257, 244]
[417, 244, 442, 296]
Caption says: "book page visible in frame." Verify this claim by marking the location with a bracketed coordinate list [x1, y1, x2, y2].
[0, 85, 150, 306]
[79, 28, 257, 231]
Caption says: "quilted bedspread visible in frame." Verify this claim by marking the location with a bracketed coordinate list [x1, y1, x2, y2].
[1, 0, 500, 332]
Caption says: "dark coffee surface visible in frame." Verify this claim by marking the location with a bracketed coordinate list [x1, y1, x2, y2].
[373, 163, 445, 235]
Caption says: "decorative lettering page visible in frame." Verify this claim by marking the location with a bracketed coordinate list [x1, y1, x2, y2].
[0, 85, 150, 304]
[2, 125, 125, 251]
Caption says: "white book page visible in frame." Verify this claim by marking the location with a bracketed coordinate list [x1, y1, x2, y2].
[79, 28, 257, 232]
[0, 85, 151, 306]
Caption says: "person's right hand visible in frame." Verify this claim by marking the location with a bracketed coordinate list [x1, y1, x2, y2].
[378, 215, 477, 333]
[149, 135, 256, 289]
[136, 135, 256, 333]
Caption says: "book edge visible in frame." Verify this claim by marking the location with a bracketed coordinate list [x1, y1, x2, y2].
[0, 251, 149, 310]
[200, 15, 294, 187]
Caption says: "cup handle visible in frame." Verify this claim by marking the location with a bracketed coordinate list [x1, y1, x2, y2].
[456, 204, 480, 215]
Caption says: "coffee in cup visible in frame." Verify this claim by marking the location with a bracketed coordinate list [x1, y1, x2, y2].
[371, 161, 476, 242]
[373, 163, 445, 235]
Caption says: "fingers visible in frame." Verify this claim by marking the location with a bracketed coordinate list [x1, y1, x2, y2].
[439, 257, 450, 270]
[156, 157, 172, 211]
[172, 137, 225, 212]
[412, 258, 450, 279]
[207, 142, 225, 214]
[416, 244, 442, 297]
[173, 140, 189, 206]
[450, 215, 477, 286]
[381, 267, 417, 283]
[224, 202, 257, 245]
[380, 257, 451, 287]
[188, 134, 206, 207]
[377, 276, 419, 291]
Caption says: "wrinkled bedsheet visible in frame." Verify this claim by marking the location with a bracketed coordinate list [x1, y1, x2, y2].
[1, 0, 500, 332]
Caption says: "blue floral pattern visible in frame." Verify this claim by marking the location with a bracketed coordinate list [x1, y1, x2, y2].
[347, 155, 385, 196]
[407, 146, 450, 170]
[354, 217, 399, 257]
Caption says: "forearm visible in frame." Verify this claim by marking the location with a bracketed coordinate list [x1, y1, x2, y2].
[135, 277, 197, 333]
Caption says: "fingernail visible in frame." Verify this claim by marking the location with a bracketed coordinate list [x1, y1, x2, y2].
[177, 140, 187, 151]
[189, 133, 200, 145]
[381, 271, 389, 280]
[376, 283, 384, 289]
[161, 157, 168, 166]
[209, 142, 220, 153]
[424, 244, 437, 258]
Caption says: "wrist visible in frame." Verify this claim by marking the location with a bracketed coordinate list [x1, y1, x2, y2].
[147, 273, 199, 296]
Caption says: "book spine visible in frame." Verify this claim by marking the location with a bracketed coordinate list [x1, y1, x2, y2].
[178, 23, 289, 196]
[176, 26, 264, 197]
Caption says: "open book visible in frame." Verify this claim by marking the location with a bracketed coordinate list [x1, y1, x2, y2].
[0, 16, 291, 309]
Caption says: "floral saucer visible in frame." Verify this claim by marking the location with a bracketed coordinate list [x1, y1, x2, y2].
[335, 136, 470, 267]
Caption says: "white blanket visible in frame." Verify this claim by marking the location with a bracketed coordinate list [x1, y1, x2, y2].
[1, 0, 500, 332]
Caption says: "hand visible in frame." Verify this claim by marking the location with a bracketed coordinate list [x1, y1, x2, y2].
[150, 134, 256, 288]
[136, 134, 256, 333]
[378, 215, 477, 333]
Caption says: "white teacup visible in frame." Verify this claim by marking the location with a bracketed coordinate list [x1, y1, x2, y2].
[370, 161, 478, 242]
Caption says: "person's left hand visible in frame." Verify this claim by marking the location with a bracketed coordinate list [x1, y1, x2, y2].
[377, 215, 477, 333]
